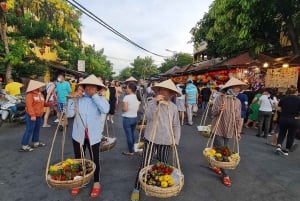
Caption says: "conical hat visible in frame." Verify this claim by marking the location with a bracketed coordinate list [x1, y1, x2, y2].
[78, 74, 106, 89]
[222, 77, 247, 90]
[26, 80, 45, 93]
[125, 76, 137, 82]
[152, 79, 180, 96]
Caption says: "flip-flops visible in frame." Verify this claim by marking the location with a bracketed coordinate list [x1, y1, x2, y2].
[222, 176, 231, 187]
[209, 167, 222, 175]
[19, 145, 34, 152]
[70, 187, 80, 196]
[90, 187, 101, 198]
[32, 142, 46, 148]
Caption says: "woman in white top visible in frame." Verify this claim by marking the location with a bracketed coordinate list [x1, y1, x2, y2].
[256, 89, 278, 138]
[122, 82, 141, 155]
[176, 84, 186, 125]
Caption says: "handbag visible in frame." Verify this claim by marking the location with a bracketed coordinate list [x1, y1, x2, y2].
[192, 103, 198, 113]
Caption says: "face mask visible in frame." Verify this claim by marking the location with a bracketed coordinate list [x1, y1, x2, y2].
[227, 88, 238, 96]
[57, 78, 61, 82]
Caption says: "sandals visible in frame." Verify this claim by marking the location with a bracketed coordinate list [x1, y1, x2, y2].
[90, 187, 101, 198]
[210, 167, 222, 175]
[32, 142, 46, 148]
[122, 151, 134, 156]
[70, 187, 80, 196]
[19, 145, 34, 152]
[222, 176, 231, 187]
[130, 189, 140, 201]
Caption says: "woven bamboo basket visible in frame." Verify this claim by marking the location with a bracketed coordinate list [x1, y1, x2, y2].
[46, 159, 96, 189]
[202, 150, 240, 170]
[139, 165, 184, 198]
[100, 137, 117, 152]
[136, 124, 146, 131]
[198, 131, 211, 138]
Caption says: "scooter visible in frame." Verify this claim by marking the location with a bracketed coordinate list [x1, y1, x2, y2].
[0, 91, 26, 127]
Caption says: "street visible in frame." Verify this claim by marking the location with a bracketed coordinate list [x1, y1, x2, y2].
[0, 111, 299, 201]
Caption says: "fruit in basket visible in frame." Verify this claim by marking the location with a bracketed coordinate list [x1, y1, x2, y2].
[145, 162, 175, 187]
[48, 159, 92, 181]
[101, 137, 108, 143]
[204, 147, 238, 162]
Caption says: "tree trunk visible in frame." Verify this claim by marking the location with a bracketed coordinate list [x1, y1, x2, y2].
[0, 14, 12, 81]
[284, 16, 300, 55]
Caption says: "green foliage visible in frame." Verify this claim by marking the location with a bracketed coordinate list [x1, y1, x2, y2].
[159, 52, 193, 73]
[130, 56, 159, 80]
[13, 62, 47, 78]
[118, 67, 132, 80]
[191, 0, 300, 57]
[3, 37, 30, 65]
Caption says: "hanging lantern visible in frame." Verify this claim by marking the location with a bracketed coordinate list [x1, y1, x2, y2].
[0, 2, 8, 13]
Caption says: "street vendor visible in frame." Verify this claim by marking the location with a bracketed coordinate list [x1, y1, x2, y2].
[130, 79, 181, 201]
[209, 77, 245, 187]
[70, 74, 109, 198]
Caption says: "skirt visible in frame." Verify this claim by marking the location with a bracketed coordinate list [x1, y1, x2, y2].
[176, 99, 186, 112]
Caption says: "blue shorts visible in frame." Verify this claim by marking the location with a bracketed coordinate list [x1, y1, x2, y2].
[57, 103, 67, 113]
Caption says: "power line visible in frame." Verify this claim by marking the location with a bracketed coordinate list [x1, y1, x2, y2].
[66, 0, 168, 58]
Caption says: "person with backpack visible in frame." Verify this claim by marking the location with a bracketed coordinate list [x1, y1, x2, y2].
[42, 77, 57, 127]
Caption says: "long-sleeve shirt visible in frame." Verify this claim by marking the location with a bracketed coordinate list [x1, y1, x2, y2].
[211, 94, 243, 138]
[143, 99, 181, 145]
[25, 91, 45, 117]
[72, 94, 110, 145]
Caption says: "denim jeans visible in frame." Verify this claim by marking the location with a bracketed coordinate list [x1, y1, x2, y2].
[257, 111, 272, 137]
[21, 113, 42, 146]
[200, 101, 209, 115]
[123, 117, 137, 153]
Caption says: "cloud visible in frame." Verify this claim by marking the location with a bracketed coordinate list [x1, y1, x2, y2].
[76, 0, 213, 71]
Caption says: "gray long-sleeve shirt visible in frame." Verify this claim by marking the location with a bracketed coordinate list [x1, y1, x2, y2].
[144, 99, 181, 145]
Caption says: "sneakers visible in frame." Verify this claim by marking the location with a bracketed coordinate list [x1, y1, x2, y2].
[54, 119, 59, 123]
[275, 147, 288, 156]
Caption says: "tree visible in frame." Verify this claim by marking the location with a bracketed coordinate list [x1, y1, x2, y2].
[130, 56, 159, 80]
[191, 0, 300, 57]
[159, 52, 193, 73]
[118, 67, 132, 80]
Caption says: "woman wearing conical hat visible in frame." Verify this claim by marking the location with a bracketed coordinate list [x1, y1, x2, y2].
[130, 79, 181, 201]
[20, 80, 52, 152]
[209, 77, 246, 187]
[70, 74, 110, 198]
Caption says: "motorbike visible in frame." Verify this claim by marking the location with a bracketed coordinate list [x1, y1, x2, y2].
[0, 91, 26, 127]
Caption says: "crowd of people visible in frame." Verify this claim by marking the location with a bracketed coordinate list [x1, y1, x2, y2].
[1, 73, 299, 200]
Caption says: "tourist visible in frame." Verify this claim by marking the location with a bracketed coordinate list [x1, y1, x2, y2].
[236, 91, 248, 128]
[71, 74, 110, 198]
[209, 77, 244, 187]
[56, 74, 71, 130]
[20, 80, 49, 152]
[256, 89, 277, 138]
[130, 79, 181, 201]
[275, 86, 300, 156]
[42, 77, 57, 128]
[108, 80, 117, 123]
[200, 84, 212, 115]
[115, 81, 123, 112]
[244, 90, 262, 128]
[122, 82, 140, 156]
[176, 83, 186, 125]
[185, 78, 198, 125]
[4, 78, 23, 96]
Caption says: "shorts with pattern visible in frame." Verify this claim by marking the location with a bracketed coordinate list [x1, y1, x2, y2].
[176, 99, 186, 112]
[57, 103, 67, 113]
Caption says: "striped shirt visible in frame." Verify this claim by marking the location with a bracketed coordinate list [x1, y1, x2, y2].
[144, 99, 181, 145]
[211, 94, 243, 138]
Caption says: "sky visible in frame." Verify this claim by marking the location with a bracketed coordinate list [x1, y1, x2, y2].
[76, 0, 213, 74]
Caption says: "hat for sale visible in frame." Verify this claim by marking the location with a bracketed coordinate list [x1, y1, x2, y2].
[79, 74, 106, 89]
[125, 76, 138, 82]
[152, 79, 180, 96]
[26, 80, 45, 93]
[222, 77, 247, 90]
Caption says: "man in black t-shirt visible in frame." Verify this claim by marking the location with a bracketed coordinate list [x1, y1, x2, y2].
[200, 85, 212, 115]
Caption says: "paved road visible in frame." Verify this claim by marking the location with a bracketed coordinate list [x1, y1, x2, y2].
[0, 111, 299, 201]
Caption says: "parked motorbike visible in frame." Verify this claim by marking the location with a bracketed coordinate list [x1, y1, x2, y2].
[0, 91, 26, 127]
